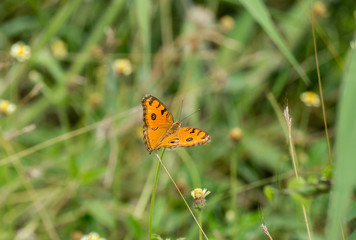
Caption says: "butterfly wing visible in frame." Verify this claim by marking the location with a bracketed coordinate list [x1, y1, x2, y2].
[142, 95, 174, 153]
[155, 126, 210, 149]
[177, 127, 210, 148]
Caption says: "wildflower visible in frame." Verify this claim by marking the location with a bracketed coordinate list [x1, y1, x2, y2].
[50, 39, 68, 59]
[219, 15, 235, 32]
[112, 59, 133, 76]
[0, 100, 16, 115]
[300, 91, 321, 107]
[188, 6, 214, 28]
[314, 1, 328, 18]
[229, 127, 242, 143]
[191, 188, 210, 210]
[10, 42, 31, 62]
[80, 232, 106, 240]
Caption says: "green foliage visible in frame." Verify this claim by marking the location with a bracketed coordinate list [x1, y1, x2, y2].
[0, 0, 354, 239]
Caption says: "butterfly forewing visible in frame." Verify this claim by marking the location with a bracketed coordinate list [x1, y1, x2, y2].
[142, 95, 174, 152]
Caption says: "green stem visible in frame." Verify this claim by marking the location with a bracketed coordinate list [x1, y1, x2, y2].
[149, 148, 166, 240]
[198, 209, 202, 240]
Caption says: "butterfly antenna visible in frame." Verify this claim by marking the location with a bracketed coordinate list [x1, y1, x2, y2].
[178, 98, 184, 121]
[180, 109, 201, 123]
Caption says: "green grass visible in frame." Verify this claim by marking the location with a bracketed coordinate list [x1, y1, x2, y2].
[0, 0, 355, 239]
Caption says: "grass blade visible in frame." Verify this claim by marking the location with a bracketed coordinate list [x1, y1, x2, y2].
[326, 40, 356, 239]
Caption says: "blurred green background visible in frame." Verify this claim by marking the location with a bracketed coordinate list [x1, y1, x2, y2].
[1, 0, 356, 239]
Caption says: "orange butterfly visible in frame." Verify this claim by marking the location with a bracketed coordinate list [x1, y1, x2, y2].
[142, 95, 210, 153]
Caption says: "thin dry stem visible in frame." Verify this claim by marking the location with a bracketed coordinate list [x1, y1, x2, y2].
[283, 106, 298, 178]
[283, 106, 312, 240]
[155, 154, 209, 240]
[309, 0, 333, 165]
[261, 224, 273, 240]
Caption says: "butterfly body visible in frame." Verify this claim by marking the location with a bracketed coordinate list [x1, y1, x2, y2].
[142, 95, 210, 153]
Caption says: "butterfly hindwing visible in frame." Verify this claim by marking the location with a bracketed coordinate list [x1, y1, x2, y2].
[177, 127, 210, 147]
[142, 95, 174, 153]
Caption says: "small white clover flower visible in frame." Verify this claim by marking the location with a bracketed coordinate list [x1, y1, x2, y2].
[10, 42, 31, 62]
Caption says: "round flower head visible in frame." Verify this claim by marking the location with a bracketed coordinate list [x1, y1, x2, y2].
[112, 59, 133, 76]
[80, 232, 106, 240]
[229, 127, 242, 143]
[300, 91, 321, 107]
[219, 15, 235, 32]
[10, 42, 31, 62]
[191, 188, 211, 210]
[51, 39, 68, 59]
[0, 100, 16, 115]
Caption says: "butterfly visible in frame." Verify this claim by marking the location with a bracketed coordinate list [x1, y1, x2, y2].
[142, 95, 210, 153]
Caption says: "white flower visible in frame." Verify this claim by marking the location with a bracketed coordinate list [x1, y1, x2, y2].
[0, 100, 16, 115]
[10, 42, 31, 62]
[191, 188, 211, 200]
[80, 232, 106, 240]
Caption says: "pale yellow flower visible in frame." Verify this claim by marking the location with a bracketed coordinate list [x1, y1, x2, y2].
[191, 188, 211, 210]
[0, 100, 16, 115]
[219, 15, 235, 32]
[229, 127, 242, 143]
[10, 42, 31, 62]
[80, 232, 106, 240]
[50, 39, 68, 59]
[191, 188, 211, 200]
[300, 91, 321, 107]
[112, 59, 133, 76]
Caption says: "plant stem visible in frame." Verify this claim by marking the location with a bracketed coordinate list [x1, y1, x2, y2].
[149, 149, 166, 240]
[199, 209, 202, 240]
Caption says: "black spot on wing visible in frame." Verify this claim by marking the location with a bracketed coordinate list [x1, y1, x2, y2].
[151, 113, 156, 120]
[169, 138, 179, 144]
[190, 128, 196, 134]
[161, 108, 167, 115]
[186, 137, 193, 142]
